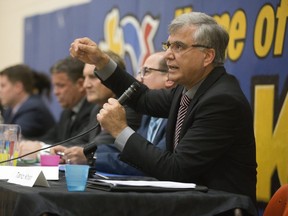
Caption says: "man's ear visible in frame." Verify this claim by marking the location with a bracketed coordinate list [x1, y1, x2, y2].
[14, 81, 24, 93]
[203, 48, 216, 66]
[76, 78, 85, 91]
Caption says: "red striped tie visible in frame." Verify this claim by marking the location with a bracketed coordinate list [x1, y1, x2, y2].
[174, 94, 191, 149]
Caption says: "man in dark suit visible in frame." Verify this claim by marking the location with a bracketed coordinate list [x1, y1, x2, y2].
[70, 12, 257, 205]
[0, 64, 55, 139]
[39, 56, 94, 143]
[50, 51, 141, 165]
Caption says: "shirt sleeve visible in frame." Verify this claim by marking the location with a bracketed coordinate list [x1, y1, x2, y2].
[115, 126, 135, 151]
[94, 59, 117, 81]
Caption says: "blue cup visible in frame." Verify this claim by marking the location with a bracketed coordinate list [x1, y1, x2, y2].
[65, 165, 89, 191]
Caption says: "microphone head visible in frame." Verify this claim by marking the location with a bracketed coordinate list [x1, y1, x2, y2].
[128, 82, 141, 95]
[131, 82, 141, 91]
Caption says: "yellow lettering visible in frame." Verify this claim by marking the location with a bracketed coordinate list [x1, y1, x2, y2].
[174, 7, 192, 18]
[254, 85, 275, 202]
[272, 92, 288, 185]
[254, 84, 288, 201]
[213, 13, 231, 61]
[213, 13, 230, 32]
[228, 10, 246, 61]
[274, 0, 288, 55]
[254, 5, 275, 58]
[214, 11, 246, 61]
[101, 9, 124, 55]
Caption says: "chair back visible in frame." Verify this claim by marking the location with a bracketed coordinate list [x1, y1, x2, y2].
[263, 184, 288, 216]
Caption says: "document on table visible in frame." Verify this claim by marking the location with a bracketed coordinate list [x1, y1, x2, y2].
[87, 179, 208, 192]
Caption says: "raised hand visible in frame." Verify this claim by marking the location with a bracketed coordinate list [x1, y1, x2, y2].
[69, 37, 110, 70]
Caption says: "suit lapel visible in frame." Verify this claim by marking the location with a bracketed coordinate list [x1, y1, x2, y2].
[167, 67, 226, 150]
[188, 67, 226, 111]
[179, 67, 226, 140]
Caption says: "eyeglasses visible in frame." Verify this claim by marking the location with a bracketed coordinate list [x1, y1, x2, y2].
[138, 67, 168, 79]
[162, 41, 211, 54]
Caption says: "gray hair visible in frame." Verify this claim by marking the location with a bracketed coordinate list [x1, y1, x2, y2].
[168, 12, 229, 66]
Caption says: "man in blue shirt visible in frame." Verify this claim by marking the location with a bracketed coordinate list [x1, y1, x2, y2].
[95, 51, 175, 175]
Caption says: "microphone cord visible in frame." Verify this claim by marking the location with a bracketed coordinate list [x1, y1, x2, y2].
[0, 123, 100, 164]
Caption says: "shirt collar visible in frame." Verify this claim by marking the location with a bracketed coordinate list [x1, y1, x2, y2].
[183, 80, 204, 100]
[71, 97, 85, 114]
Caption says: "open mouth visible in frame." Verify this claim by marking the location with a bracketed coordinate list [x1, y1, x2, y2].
[168, 65, 179, 71]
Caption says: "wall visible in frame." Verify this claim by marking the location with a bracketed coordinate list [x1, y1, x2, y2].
[0, 0, 90, 71]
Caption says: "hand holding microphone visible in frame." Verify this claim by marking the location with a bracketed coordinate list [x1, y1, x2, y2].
[83, 82, 140, 157]
[97, 98, 128, 138]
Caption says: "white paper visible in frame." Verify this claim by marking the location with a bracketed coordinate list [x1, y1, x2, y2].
[98, 179, 196, 189]
[8, 168, 50, 187]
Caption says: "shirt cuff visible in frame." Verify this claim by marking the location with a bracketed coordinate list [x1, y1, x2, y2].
[94, 58, 117, 81]
[115, 127, 135, 151]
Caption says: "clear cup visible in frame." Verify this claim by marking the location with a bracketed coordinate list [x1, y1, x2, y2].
[0, 124, 21, 166]
[65, 164, 90, 191]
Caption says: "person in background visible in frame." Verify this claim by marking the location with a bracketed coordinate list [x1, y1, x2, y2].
[0, 100, 4, 124]
[70, 11, 257, 206]
[39, 56, 94, 143]
[95, 51, 175, 175]
[31, 69, 52, 102]
[0, 64, 55, 139]
[51, 51, 174, 177]
[50, 50, 142, 166]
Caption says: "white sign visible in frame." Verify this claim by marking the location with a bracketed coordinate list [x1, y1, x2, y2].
[0, 166, 59, 181]
[8, 167, 50, 187]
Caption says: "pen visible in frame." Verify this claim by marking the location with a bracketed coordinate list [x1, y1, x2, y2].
[94, 173, 109, 179]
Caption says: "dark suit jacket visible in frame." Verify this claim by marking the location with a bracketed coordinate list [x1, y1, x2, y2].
[3, 95, 55, 139]
[98, 66, 257, 204]
[95, 115, 167, 175]
[39, 98, 94, 144]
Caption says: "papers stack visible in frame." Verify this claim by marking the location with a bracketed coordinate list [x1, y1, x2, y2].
[87, 179, 208, 192]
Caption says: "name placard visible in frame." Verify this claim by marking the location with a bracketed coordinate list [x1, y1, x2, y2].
[8, 167, 50, 187]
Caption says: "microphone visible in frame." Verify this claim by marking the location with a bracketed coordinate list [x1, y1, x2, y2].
[117, 82, 141, 104]
[83, 81, 141, 157]
[0, 82, 141, 165]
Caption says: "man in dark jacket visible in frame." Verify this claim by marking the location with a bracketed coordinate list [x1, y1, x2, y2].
[70, 12, 257, 205]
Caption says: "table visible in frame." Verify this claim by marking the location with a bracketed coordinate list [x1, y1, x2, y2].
[0, 172, 257, 216]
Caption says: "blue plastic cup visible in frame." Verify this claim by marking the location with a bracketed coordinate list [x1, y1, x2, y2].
[65, 165, 89, 192]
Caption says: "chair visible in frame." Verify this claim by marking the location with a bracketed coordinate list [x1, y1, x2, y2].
[263, 184, 288, 216]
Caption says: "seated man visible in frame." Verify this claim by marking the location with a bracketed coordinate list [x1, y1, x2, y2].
[19, 57, 94, 159]
[39, 56, 94, 143]
[51, 51, 175, 176]
[0, 64, 55, 139]
[20, 51, 141, 161]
